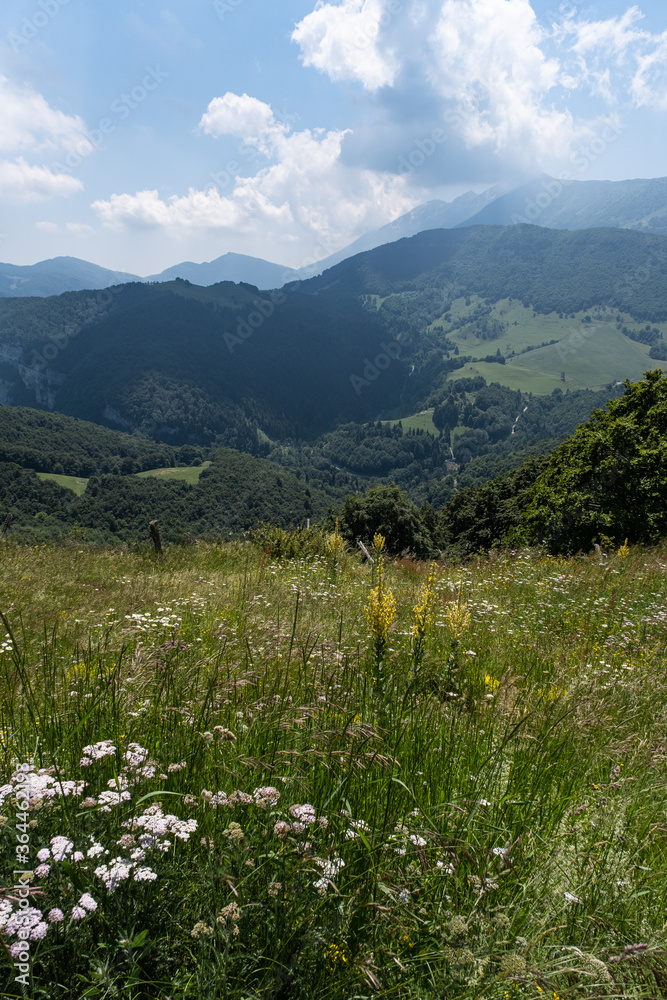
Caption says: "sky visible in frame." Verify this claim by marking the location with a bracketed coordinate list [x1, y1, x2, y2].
[0, 0, 666, 275]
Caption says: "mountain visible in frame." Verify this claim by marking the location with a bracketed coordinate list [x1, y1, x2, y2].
[149, 252, 300, 287]
[459, 175, 667, 235]
[0, 252, 300, 298]
[304, 187, 504, 275]
[0, 256, 141, 298]
[1, 225, 666, 450]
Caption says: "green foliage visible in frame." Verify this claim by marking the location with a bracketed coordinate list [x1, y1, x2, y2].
[2, 227, 667, 454]
[523, 369, 667, 552]
[336, 483, 432, 556]
[248, 523, 329, 560]
[0, 450, 346, 546]
[0, 405, 178, 476]
[436, 456, 548, 556]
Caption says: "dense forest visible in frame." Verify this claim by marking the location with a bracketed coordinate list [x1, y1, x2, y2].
[1, 373, 663, 557]
[0, 225, 665, 449]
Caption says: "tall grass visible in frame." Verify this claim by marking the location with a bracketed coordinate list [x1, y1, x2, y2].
[1, 539, 667, 998]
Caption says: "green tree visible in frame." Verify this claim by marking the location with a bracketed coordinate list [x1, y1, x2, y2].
[522, 370, 667, 553]
[337, 484, 432, 556]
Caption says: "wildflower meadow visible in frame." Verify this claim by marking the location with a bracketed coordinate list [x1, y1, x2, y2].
[1, 536, 667, 998]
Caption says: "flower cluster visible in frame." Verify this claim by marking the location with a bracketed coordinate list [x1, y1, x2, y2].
[253, 786, 281, 808]
[80, 740, 116, 766]
[0, 766, 86, 810]
[412, 563, 439, 661]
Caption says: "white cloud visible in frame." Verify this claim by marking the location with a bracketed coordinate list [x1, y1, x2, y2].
[92, 94, 416, 265]
[291, 0, 667, 173]
[0, 158, 82, 204]
[291, 0, 399, 91]
[0, 75, 89, 203]
[199, 93, 288, 153]
[0, 75, 88, 155]
[560, 8, 667, 111]
[428, 0, 574, 159]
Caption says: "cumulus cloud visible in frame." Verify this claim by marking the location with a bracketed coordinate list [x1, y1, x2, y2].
[291, 0, 667, 174]
[199, 93, 289, 153]
[0, 158, 82, 204]
[292, 0, 400, 90]
[92, 94, 416, 265]
[0, 75, 88, 202]
[0, 75, 88, 155]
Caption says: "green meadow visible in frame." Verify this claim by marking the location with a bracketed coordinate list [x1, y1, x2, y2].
[1, 538, 667, 998]
[37, 463, 213, 497]
[136, 462, 212, 485]
[36, 474, 89, 497]
[432, 296, 667, 394]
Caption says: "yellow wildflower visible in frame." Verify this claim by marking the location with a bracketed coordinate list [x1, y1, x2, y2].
[446, 585, 471, 640]
[365, 557, 396, 667]
[326, 520, 344, 558]
[617, 538, 630, 559]
[412, 563, 438, 669]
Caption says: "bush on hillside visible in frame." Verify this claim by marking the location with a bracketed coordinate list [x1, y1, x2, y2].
[522, 370, 667, 553]
[336, 484, 431, 556]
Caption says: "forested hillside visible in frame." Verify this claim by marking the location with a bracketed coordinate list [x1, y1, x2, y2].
[0, 226, 665, 449]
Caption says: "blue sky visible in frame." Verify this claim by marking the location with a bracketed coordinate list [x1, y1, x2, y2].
[0, 0, 666, 274]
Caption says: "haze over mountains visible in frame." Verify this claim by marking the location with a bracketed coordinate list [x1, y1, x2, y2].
[4, 174, 667, 298]
[1, 223, 666, 451]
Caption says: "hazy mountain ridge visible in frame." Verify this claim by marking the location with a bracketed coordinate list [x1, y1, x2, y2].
[5, 175, 667, 297]
[460, 175, 667, 234]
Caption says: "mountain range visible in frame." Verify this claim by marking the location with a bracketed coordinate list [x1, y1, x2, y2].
[5, 174, 667, 297]
[1, 223, 666, 451]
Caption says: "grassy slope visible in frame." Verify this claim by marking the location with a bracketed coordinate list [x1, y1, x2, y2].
[136, 461, 212, 483]
[37, 463, 213, 495]
[37, 472, 89, 495]
[1, 541, 666, 998]
[428, 295, 667, 395]
[386, 411, 439, 434]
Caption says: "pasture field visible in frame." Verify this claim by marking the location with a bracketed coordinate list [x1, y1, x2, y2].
[433, 296, 666, 394]
[136, 463, 212, 485]
[36, 473, 89, 496]
[386, 411, 439, 435]
[1, 539, 667, 998]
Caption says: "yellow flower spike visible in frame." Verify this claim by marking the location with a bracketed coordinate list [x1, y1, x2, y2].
[411, 563, 439, 670]
[445, 598, 471, 641]
[326, 519, 344, 559]
[617, 538, 630, 559]
[365, 555, 396, 673]
[372, 532, 386, 555]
